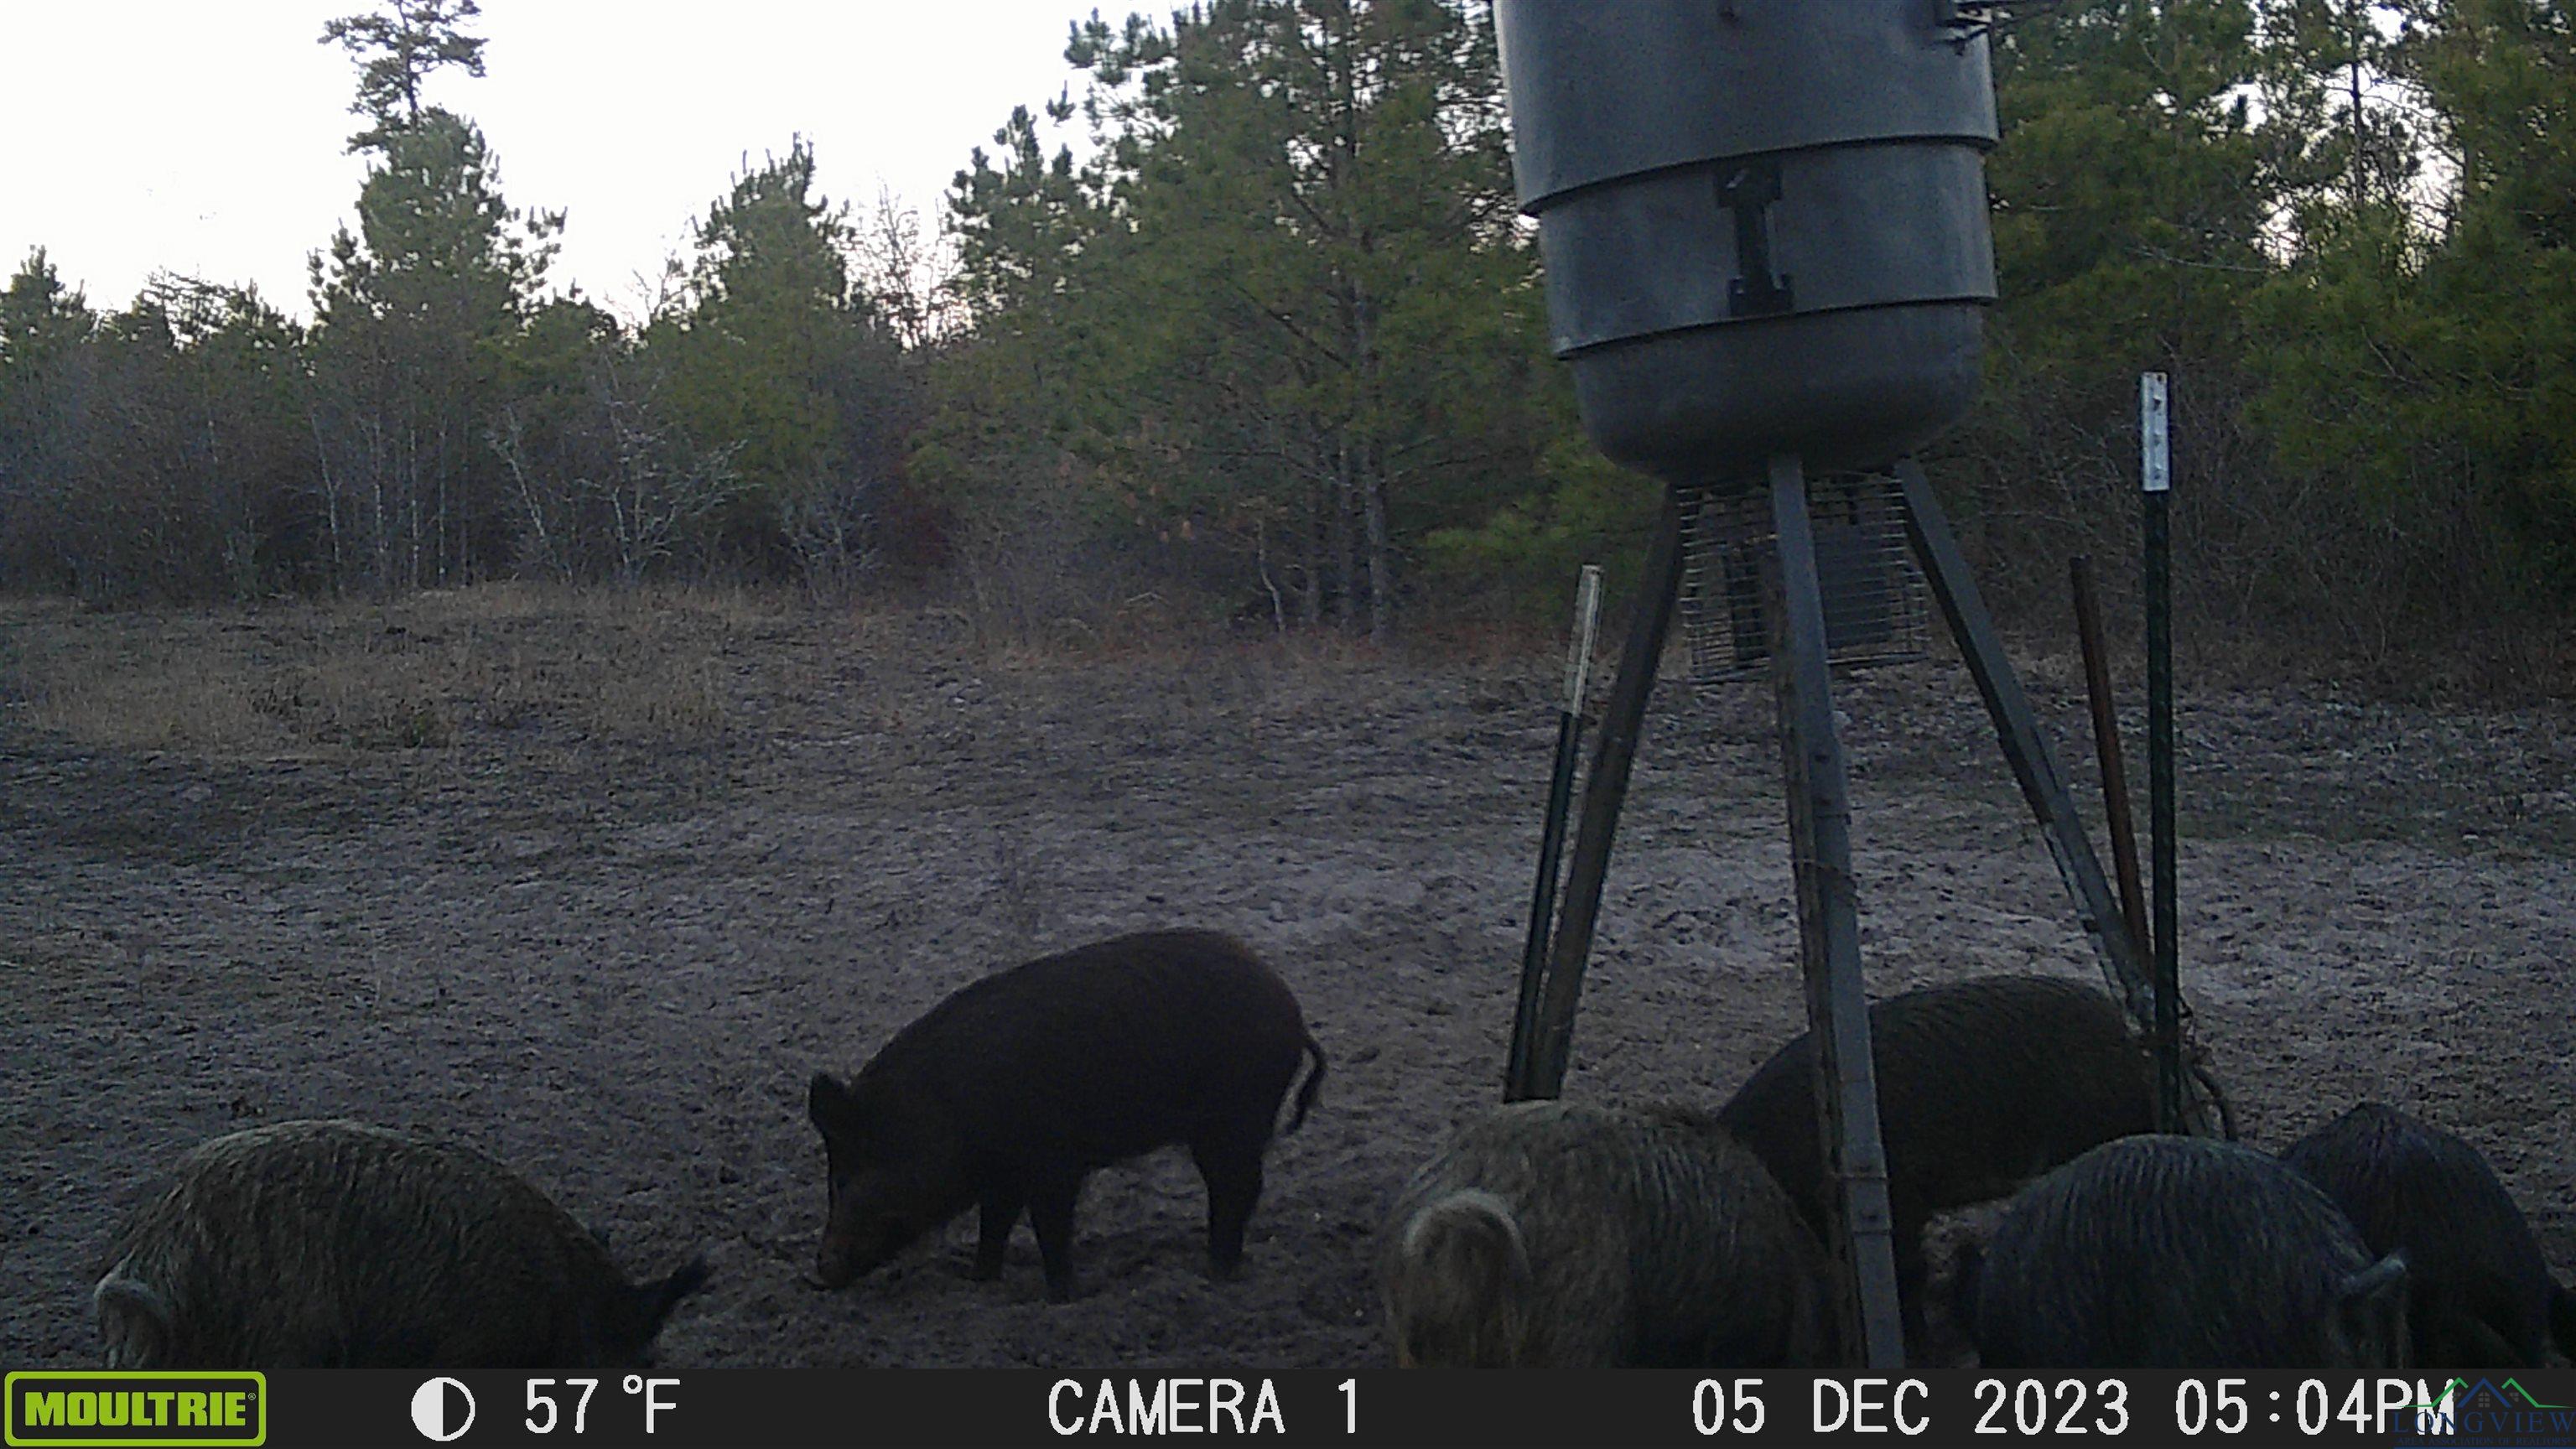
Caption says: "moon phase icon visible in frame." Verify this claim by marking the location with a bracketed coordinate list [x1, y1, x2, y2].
[409, 1377, 476, 1441]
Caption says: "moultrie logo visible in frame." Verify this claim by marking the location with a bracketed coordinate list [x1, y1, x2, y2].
[3, 1372, 265, 1448]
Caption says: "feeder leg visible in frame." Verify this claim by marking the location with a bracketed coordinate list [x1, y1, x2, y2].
[1514, 486, 1690, 1102]
[1766, 452, 1907, 1372]
[1893, 463, 2168, 1052]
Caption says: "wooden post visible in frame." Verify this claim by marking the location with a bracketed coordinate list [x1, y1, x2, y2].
[1506, 564, 1603, 1097]
[2071, 554, 2151, 960]
[1766, 453, 1907, 1370]
[1517, 488, 1690, 1101]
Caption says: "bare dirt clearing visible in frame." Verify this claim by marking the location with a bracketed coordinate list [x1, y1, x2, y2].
[3, 592, 2571, 1369]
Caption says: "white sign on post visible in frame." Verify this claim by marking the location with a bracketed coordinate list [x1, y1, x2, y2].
[1564, 564, 1603, 715]
[2141, 372, 2171, 494]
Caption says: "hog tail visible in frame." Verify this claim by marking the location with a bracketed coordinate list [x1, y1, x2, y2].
[2189, 1060, 2241, 1141]
[644, 1254, 712, 1337]
[1283, 1036, 1327, 1135]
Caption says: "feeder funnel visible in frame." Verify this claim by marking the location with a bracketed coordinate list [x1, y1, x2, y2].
[1497, 3, 2000, 487]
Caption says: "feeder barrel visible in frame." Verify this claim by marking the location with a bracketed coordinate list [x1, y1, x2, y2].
[1497, 8, 1997, 205]
[1494, 1, 2001, 484]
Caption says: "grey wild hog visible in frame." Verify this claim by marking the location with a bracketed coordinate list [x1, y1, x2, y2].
[806, 929, 1326, 1302]
[1379, 1099, 1834, 1368]
[94, 1119, 709, 1370]
[2284, 1102, 2569, 1368]
[1974, 1135, 2410, 1371]
[1716, 974, 2163, 1334]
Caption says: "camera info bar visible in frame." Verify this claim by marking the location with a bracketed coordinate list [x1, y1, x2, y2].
[12, 1368, 2567, 1448]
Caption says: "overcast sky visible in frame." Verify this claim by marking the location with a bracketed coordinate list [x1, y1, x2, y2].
[0, 2, 1104, 322]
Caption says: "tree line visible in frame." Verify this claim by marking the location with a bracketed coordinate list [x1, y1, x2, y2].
[0, 0, 921, 606]
[1, 0, 2569, 662]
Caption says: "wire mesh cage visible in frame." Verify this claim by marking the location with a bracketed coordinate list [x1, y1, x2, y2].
[1676, 470, 1929, 685]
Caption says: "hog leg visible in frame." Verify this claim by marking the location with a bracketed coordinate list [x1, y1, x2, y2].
[1027, 1173, 1086, 1303]
[1892, 1216, 1933, 1349]
[1806, 1189, 1937, 1352]
[971, 1184, 1026, 1281]
[1192, 1125, 1270, 1280]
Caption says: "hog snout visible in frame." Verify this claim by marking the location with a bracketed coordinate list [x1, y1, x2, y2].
[813, 1237, 860, 1290]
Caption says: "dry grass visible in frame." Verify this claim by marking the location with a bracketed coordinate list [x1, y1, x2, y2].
[0, 584, 761, 755]
[0, 579, 1589, 762]
[0, 586, 1345, 762]
[13, 647, 276, 753]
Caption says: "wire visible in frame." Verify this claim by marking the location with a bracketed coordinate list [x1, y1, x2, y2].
[1938, 0, 2076, 50]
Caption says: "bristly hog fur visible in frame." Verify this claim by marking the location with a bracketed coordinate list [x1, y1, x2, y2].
[1716, 974, 2164, 1335]
[1975, 1134, 2410, 1372]
[95, 1119, 709, 1370]
[1379, 1099, 1835, 1368]
[2284, 1101, 2565, 1369]
[808, 928, 1327, 1301]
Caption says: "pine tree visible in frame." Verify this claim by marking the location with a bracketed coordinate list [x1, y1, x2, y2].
[319, 0, 488, 153]
[1940, 0, 2284, 620]
[652, 139, 907, 596]
[0, 250, 98, 593]
[308, 109, 561, 592]
[933, 0, 1553, 636]
[2250, 0, 2576, 605]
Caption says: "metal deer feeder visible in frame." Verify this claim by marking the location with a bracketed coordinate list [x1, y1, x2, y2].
[1494, 1, 2190, 1369]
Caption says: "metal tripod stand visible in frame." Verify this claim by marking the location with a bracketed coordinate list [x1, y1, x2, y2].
[1504, 454, 2184, 1369]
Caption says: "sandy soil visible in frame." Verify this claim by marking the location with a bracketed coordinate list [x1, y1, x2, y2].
[3, 601, 2571, 1369]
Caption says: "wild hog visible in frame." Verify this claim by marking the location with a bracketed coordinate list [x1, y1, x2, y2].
[1974, 1135, 2410, 1371]
[2284, 1102, 2568, 1368]
[806, 928, 1327, 1302]
[1379, 1099, 1834, 1368]
[1715, 974, 2163, 1334]
[94, 1119, 709, 1370]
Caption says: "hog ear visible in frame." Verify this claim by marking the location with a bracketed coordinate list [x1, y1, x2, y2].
[2339, 1251, 2412, 1363]
[808, 1072, 865, 1138]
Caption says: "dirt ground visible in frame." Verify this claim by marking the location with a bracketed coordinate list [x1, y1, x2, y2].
[3, 591, 2571, 1370]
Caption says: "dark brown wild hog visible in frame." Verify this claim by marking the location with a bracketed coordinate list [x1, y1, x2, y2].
[2284, 1102, 2570, 1368]
[806, 928, 1326, 1302]
[1974, 1135, 2411, 1371]
[1716, 974, 2165, 1339]
[94, 1119, 709, 1370]
[1379, 1099, 1834, 1368]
